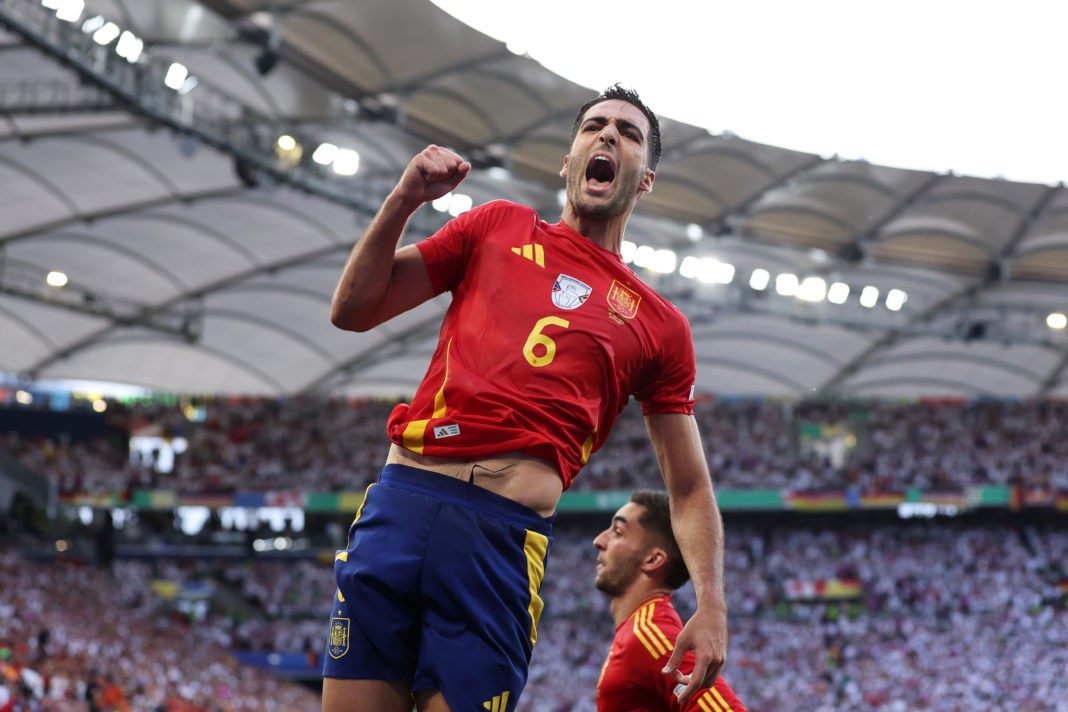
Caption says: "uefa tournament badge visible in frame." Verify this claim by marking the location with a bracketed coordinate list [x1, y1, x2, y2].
[552, 274, 592, 310]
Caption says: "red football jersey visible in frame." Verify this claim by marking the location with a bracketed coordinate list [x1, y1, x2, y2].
[386, 200, 696, 489]
[597, 596, 747, 712]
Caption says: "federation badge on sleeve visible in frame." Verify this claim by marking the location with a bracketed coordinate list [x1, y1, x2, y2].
[606, 280, 641, 319]
[552, 274, 592, 310]
[328, 616, 350, 659]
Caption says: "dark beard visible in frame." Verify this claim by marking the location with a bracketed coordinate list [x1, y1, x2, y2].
[566, 176, 634, 221]
[594, 553, 643, 597]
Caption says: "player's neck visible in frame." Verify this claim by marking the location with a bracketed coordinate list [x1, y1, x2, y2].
[610, 586, 673, 627]
[560, 208, 630, 253]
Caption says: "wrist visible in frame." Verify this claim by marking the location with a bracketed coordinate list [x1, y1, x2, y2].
[384, 188, 423, 216]
[695, 591, 728, 613]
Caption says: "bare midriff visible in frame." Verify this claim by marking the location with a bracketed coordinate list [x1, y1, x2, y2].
[385, 443, 563, 518]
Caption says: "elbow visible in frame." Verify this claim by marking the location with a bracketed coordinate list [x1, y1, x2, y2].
[330, 302, 375, 333]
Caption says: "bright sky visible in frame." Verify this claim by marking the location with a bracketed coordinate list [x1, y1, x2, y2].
[431, 0, 1068, 185]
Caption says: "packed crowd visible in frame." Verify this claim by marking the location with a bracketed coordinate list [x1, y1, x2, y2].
[3, 397, 1068, 497]
[0, 549, 321, 712]
[2, 518, 1065, 711]
[3, 395, 1068, 709]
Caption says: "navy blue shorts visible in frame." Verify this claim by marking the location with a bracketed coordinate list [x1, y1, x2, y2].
[323, 464, 555, 712]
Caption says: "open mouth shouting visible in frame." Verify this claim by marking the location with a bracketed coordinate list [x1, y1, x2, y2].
[584, 153, 616, 193]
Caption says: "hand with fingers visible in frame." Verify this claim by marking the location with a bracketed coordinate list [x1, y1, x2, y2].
[661, 605, 727, 704]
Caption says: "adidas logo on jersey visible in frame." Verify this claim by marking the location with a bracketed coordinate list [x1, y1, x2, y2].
[511, 243, 544, 267]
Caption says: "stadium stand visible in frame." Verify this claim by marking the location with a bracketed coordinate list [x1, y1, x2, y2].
[1, 395, 1066, 710]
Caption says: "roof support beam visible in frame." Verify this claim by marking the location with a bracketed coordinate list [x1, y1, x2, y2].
[0, 0, 388, 218]
[0, 77, 120, 114]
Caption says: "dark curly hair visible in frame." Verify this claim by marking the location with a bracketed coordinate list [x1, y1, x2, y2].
[571, 84, 662, 170]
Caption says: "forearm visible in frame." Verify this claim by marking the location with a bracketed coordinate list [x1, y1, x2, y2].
[648, 413, 726, 610]
[330, 190, 421, 331]
[670, 481, 726, 611]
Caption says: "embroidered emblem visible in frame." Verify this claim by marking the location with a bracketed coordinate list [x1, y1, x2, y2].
[552, 274, 592, 310]
[606, 280, 641, 319]
[328, 616, 350, 659]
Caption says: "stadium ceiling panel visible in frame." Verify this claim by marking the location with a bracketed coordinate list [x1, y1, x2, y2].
[1, 0, 1067, 399]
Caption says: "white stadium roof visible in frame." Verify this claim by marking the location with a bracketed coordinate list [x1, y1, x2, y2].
[1, 0, 1067, 399]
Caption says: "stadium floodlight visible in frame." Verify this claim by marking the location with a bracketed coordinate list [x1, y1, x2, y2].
[633, 245, 656, 270]
[885, 288, 908, 311]
[679, 256, 700, 279]
[80, 15, 104, 33]
[431, 193, 451, 212]
[775, 272, 799, 297]
[91, 21, 120, 46]
[681, 257, 735, 284]
[447, 193, 472, 217]
[648, 248, 676, 275]
[46, 270, 68, 287]
[163, 62, 189, 90]
[51, 0, 84, 23]
[274, 134, 303, 170]
[749, 268, 770, 291]
[1047, 312, 1067, 330]
[859, 285, 880, 308]
[626, 245, 675, 273]
[176, 77, 198, 96]
[331, 148, 360, 176]
[711, 261, 735, 284]
[686, 223, 703, 242]
[115, 31, 144, 63]
[796, 276, 827, 302]
[827, 281, 850, 304]
[311, 142, 338, 165]
[620, 240, 637, 264]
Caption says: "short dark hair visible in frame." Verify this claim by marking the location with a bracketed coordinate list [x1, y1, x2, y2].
[571, 84, 662, 170]
[629, 489, 689, 589]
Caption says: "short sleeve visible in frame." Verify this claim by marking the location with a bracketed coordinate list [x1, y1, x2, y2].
[415, 200, 523, 294]
[637, 314, 697, 416]
[414, 207, 478, 294]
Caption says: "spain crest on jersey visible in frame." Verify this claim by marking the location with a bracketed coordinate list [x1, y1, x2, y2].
[607, 280, 641, 319]
[328, 616, 350, 659]
[552, 274, 592, 310]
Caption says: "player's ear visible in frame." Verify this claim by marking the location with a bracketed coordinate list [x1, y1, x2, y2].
[642, 547, 667, 574]
[560, 154, 570, 178]
[637, 168, 655, 197]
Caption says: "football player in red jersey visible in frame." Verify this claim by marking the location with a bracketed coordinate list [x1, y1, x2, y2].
[595, 490, 747, 711]
[324, 85, 727, 712]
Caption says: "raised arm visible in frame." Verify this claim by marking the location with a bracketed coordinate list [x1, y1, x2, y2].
[330, 145, 472, 332]
[644, 411, 727, 704]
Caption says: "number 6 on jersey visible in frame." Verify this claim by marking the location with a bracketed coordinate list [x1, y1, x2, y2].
[522, 316, 570, 367]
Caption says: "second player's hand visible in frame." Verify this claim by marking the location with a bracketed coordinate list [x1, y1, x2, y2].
[397, 144, 472, 207]
[661, 605, 727, 703]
